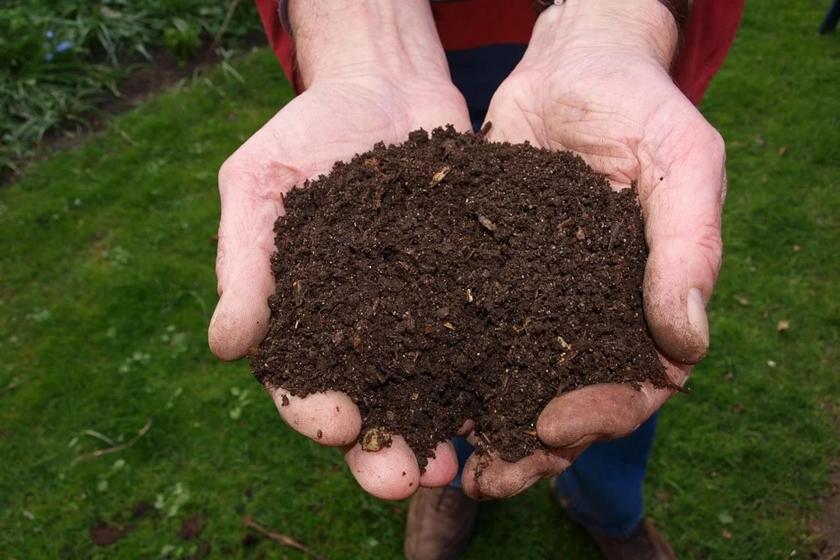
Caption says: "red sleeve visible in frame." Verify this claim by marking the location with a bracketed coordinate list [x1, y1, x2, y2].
[254, 0, 744, 105]
[254, 0, 301, 92]
[672, 0, 745, 104]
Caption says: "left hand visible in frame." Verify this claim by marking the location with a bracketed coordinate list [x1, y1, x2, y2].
[460, 0, 727, 499]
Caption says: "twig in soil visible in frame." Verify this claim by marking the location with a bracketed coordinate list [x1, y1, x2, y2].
[556, 348, 580, 366]
[72, 418, 152, 465]
[607, 219, 624, 251]
[243, 516, 321, 559]
[477, 214, 497, 232]
[478, 121, 493, 137]
[558, 217, 574, 229]
[512, 317, 532, 334]
[557, 336, 572, 351]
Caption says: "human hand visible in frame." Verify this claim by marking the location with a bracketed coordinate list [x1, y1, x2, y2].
[462, 0, 726, 499]
[209, 0, 471, 500]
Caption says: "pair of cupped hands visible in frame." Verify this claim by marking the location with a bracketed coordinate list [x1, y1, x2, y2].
[208, 1, 726, 500]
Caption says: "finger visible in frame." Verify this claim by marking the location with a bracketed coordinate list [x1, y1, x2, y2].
[460, 448, 576, 501]
[344, 435, 421, 500]
[208, 270, 273, 361]
[268, 387, 361, 447]
[208, 151, 301, 360]
[537, 361, 690, 448]
[640, 119, 726, 364]
[419, 440, 459, 488]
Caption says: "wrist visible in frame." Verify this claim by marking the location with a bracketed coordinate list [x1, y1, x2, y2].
[289, 0, 452, 88]
[528, 0, 679, 70]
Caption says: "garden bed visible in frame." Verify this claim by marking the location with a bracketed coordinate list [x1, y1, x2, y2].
[0, 0, 263, 182]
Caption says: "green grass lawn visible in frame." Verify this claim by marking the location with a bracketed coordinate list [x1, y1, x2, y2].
[1, 1, 838, 558]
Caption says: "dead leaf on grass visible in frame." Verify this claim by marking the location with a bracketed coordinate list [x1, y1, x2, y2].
[90, 521, 130, 546]
[734, 295, 750, 307]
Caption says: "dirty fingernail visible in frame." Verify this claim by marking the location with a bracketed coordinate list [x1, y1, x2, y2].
[564, 434, 595, 450]
[687, 288, 709, 357]
[525, 474, 543, 489]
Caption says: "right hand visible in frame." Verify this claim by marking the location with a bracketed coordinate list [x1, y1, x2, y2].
[454, 0, 725, 500]
[209, 1, 472, 500]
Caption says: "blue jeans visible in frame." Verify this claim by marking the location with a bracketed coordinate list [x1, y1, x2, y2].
[820, 0, 840, 33]
[446, 45, 658, 538]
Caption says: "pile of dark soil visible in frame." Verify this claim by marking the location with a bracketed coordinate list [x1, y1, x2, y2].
[252, 126, 670, 468]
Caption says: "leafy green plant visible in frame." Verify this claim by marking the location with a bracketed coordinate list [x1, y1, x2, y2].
[0, 0, 262, 177]
[164, 18, 201, 62]
[0, 7, 47, 74]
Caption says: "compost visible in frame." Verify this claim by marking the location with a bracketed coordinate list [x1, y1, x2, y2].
[252, 126, 670, 468]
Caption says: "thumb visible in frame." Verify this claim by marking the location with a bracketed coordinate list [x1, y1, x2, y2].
[641, 122, 726, 364]
[208, 156, 296, 360]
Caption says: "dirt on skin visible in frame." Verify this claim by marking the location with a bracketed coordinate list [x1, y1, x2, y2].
[1, 34, 265, 187]
[810, 402, 840, 559]
[252, 126, 671, 469]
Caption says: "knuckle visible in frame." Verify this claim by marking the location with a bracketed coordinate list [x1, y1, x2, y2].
[217, 156, 238, 192]
[701, 123, 726, 164]
[218, 151, 253, 193]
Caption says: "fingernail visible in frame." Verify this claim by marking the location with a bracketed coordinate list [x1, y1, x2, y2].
[687, 288, 709, 355]
[520, 474, 543, 493]
[563, 434, 595, 450]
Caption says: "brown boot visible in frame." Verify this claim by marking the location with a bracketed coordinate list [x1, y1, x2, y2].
[588, 518, 677, 560]
[549, 478, 676, 559]
[404, 486, 479, 560]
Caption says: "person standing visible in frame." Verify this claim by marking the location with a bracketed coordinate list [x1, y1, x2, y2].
[210, 1, 743, 558]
